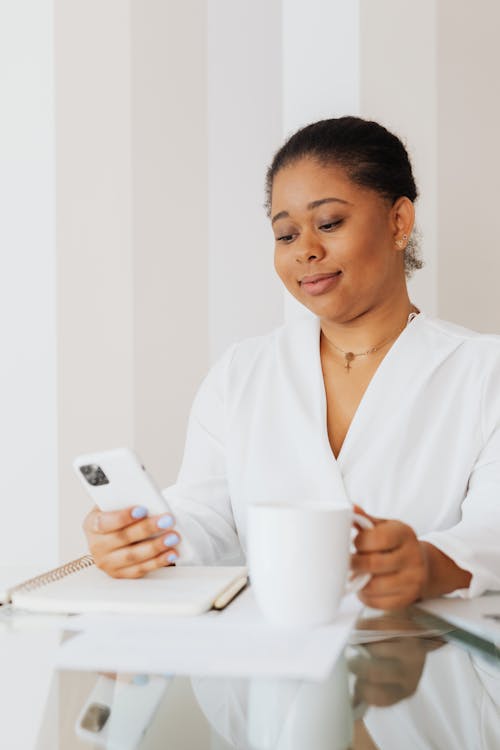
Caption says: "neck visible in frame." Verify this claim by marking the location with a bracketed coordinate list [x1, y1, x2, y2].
[320, 292, 416, 355]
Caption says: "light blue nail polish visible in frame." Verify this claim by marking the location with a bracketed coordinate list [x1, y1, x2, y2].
[164, 533, 179, 546]
[167, 553, 177, 563]
[157, 515, 174, 529]
[131, 506, 148, 519]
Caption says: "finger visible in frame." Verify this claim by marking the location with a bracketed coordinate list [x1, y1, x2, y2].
[83, 506, 101, 534]
[354, 520, 409, 554]
[105, 531, 181, 573]
[362, 569, 417, 596]
[352, 504, 382, 526]
[110, 514, 179, 549]
[85, 506, 175, 553]
[94, 530, 181, 574]
[351, 546, 406, 575]
[84, 505, 150, 535]
[111, 548, 178, 579]
[88, 514, 180, 566]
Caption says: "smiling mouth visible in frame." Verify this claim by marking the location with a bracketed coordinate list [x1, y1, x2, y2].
[299, 271, 342, 297]
[300, 271, 342, 285]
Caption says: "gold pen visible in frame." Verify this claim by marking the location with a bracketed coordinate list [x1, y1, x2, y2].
[212, 575, 248, 610]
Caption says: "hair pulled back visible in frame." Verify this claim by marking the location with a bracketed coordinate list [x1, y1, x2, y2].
[265, 116, 423, 277]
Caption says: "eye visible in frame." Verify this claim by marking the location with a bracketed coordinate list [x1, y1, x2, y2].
[275, 233, 297, 244]
[319, 219, 343, 232]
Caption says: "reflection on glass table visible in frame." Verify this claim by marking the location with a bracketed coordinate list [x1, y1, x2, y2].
[192, 653, 352, 750]
[74, 673, 170, 748]
[15, 608, 500, 749]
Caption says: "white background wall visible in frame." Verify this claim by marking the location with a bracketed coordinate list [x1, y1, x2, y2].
[437, 0, 500, 332]
[0, 0, 58, 567]
[1, 0, 500, 566]
[55, 0, 136, 561]
[282, 0, 361, 322]
[360, 0, 439, 317]
[131, 0, 210, 534]
[207, 1, 284, 359]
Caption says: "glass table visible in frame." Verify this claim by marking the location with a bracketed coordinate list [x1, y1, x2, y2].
[1, 606, 499, 749]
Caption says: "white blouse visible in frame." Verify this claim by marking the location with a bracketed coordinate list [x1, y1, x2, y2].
[364, 645, 500, 749]
[189, 645, 500, 749]
[164, 312, 500, 597]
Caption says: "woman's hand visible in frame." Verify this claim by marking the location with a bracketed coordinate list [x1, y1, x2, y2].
[83, 505, 182, 579]
[351, 506, 428, 609]
[351, 506, 472, 608]
[349, 636, 444, 708]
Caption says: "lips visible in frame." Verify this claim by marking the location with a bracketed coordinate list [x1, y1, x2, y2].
[300, 271, 342, 296]
[301, 271, 341, 284]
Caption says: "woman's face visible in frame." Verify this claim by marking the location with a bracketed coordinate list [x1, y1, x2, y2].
[271, 157, 409, 323]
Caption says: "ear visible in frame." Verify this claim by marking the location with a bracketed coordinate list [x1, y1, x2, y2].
[390, 197, 415, 252]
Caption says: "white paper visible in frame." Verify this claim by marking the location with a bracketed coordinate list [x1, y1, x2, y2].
[56, 589, 362, 681]
[0, 605, 73, 633]
[419, 593, 500, 645]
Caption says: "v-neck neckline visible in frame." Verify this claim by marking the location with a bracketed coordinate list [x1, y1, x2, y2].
[314, 312, 425, 465]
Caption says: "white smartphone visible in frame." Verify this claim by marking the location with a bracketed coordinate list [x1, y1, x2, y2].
[73, 447, 171, 517]
[75, 673, 170, 749]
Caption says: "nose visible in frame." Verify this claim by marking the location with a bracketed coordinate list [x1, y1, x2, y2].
[295, 231, 326, 263]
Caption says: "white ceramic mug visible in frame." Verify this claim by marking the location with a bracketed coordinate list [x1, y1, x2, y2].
[247, 503, 372, 628]
[247, 655, 352, 750]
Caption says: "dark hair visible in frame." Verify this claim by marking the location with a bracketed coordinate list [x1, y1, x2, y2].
[265, 116, 423, 276]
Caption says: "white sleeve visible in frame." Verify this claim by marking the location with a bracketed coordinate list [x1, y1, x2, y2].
[420, 360, 500, 597]
[162, 346, 243, 566]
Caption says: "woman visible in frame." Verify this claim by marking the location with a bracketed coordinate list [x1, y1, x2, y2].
[83, 116, 500, 610]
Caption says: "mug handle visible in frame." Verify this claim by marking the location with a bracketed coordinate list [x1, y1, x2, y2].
[345, 512, 373, 595]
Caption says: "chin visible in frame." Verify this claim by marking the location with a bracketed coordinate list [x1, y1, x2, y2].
[296, 295, 344, 321]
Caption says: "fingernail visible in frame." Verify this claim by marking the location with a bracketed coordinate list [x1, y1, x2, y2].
[157, 514, 174, 529]
[167, 552, 177, 563]
[163, 533, 179, 546]
[131, 506, 148, 519]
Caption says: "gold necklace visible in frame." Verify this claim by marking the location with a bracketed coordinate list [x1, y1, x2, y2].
[324, 309, 418, 372]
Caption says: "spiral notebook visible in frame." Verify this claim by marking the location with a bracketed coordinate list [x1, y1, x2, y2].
[0, 556, 248, 616]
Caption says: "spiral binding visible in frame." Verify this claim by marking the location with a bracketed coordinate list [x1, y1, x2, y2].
[9, 554, 95, 597]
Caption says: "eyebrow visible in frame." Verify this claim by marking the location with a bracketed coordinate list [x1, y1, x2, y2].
[271, 197, 351, 225]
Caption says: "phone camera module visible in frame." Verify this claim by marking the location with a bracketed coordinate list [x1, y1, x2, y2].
[80, 464, 109, 486]
[80, 702, 111, 733]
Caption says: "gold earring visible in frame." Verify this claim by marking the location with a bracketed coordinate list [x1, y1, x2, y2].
[396, 234, 408, 249]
